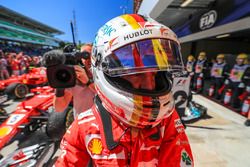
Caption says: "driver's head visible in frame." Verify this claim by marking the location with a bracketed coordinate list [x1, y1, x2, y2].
[122, 72, 157, 90]
[92, 14, 185, 128]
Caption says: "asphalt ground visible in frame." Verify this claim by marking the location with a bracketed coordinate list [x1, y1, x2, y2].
[1, 95, 250, 167]
[186, 95, 250, 167]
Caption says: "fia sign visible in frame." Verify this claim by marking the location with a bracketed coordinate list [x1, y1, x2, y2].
[199, 10, 217, 30]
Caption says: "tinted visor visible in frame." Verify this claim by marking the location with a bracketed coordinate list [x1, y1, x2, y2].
[103, 39, 183, 76]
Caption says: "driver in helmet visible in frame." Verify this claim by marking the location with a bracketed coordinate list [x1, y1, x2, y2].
[55, 14, 193, 167]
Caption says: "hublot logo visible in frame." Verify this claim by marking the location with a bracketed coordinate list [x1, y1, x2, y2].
[124, 29, 153, 41]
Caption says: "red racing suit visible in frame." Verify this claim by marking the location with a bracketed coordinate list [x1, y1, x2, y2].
[55, 104, 193, 167]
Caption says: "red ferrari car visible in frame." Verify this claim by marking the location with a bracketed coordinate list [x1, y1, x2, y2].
[0, 86, 73, 150]
[0, 67, 48, 99]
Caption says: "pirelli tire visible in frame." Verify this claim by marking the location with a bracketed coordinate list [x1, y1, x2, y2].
[46, 107, 74, 141]
[5, 83, 29, 99]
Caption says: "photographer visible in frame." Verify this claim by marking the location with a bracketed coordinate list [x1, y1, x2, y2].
[43, 44, 95, 118]
[54, 44, 95, 117]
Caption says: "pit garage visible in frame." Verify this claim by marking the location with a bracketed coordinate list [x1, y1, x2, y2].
[135, 0, 250, 166]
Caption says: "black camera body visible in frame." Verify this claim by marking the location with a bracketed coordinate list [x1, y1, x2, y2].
[43, 45, 90, 88]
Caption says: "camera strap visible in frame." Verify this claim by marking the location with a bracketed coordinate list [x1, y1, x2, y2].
[94, 95, 120, 150]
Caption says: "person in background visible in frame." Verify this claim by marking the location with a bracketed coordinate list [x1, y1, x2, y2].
[224, 53, 250, 108]
[18, 52, 27, 75]
[10, 53, 20, 76]
[53, 44, 96, 118]
[210, 54, 230, 99]
[0, 50, 10, 80]
[186, 54, 196, 90]
[193, 51, 209, 93]
[55, 14, 193, 167]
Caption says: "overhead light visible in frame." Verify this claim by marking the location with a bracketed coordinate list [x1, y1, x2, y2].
[216, 34, 230, 38]
[181, 0, 193, 7]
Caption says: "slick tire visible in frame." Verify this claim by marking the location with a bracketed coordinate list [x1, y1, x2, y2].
[5, 83, 29, 99]
[46, 107, 73, 141]
[18, 130, 50, 148]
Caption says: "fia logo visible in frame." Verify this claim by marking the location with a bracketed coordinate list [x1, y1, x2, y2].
[199, 10, 217, 30]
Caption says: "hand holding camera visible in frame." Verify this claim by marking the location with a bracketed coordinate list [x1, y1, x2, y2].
[42, 45, 91, 88]
[74, 65, 89, 85]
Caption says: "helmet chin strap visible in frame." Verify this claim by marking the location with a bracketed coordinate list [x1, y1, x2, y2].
[94, 95, 129, 150]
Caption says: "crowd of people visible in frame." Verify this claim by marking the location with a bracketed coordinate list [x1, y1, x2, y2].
[0, 42, 51, 57]
[186, 52, 250, 121]
[0, 49, 44, 80]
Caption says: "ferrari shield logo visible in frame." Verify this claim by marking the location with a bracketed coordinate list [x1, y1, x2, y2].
[88, 138, 103, 155]
[180, 149, 192, 167]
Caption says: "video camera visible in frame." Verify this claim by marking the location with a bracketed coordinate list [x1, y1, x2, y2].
[42, 45, 90, 88]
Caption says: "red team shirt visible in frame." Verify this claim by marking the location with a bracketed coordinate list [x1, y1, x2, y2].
[55, 105, 193, 167]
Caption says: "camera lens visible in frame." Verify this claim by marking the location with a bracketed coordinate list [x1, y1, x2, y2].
[56, 69, 72, 82]
[82, 51, 90, 59]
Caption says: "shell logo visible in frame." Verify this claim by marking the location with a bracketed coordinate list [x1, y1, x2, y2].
[0, 126, 12, 138]
[88, 138, 103, 155]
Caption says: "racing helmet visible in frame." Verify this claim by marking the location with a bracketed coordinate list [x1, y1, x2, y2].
[187, 55, 195, 62]
[92, 14, 185, 128]
[198, 52, 206, 61]
[236, 53, 248, 65]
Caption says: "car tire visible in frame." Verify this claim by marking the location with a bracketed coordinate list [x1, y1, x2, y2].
[18, 130, 50, 148]
[46, 107, 73, 141]
[5, 83, 29, 99]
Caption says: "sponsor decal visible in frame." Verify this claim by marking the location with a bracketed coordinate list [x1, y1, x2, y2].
[180, 149, 192, 166]
[88, 138, 103, 155]
[175, 119, 185, 133]
[176, 139, 190, 146]
[199, 10, 217, 30]
[93, 35, 99, 46]
[0, 126, 12, 138]
[109, 36, 119, 49]
[160, 27, 168, 36]
[13, 151, 26, 160]
[78, 110, 93, 120]
[101, 24, 116, 36]
[175, 79, 187, 87]
[6, 114, 25, 125]
[124, 29, 153, 41]
[174, 119, 182, 127]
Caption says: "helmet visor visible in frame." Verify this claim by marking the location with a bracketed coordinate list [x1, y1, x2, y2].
[102, 39, 184, 76]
